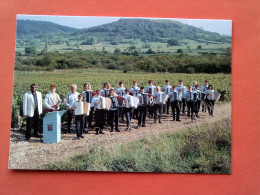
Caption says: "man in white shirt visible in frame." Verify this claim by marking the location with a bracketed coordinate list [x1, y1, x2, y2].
[129, 80, 140, 119]
[116, 81, 126, 121]
[145, 80, 156, 117]
[23, 84, 42, 140]
[184, 86, 195, 120]
[176, 80, 187, 114]
[200, 80, 209, 112]
[162, 80, 172, 114]
[65, 84, 79, 133]
[91, 89, 105, 134]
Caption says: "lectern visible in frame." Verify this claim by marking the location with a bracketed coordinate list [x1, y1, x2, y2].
[43, 110, 66, 144]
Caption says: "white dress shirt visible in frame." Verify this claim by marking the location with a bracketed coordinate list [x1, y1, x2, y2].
[65, 91, 79, 109]
[44, 92, 61, 109]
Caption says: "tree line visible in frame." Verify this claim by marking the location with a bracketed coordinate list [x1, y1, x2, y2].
[15, 49, 231, 73]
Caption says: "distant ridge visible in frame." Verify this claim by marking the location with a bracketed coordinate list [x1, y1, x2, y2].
[72, 18, 231, 43]
[17, 19, 78, 35]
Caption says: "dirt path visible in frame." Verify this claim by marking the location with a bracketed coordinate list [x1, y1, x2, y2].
[8, 102, 231, 170]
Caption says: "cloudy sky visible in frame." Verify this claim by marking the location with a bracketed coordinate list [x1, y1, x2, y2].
[17, 15, 232, 36]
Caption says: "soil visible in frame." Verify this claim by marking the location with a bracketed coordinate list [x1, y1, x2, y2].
[8, 102, 231, 170]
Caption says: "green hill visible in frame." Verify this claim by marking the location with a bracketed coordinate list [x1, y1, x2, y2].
[16, 19, 78, 36]
[72, 18, 231, 44]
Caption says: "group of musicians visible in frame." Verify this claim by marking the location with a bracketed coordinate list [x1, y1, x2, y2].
[22, 80, 216, 141]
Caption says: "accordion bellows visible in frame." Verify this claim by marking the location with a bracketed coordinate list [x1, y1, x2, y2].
[97, 97, 111, 110]
[75, 102, 90, 115]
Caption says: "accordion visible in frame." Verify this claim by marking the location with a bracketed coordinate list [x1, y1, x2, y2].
[140, 93, 149, 106]
[132, 89, 140, 97]
[207, 90, 215, 100]
[125, 96, 139, 108]
[84, 90, 92, 103]
[214, 91, 221, 101]
[110, 97, 119, 108]
[117, 96, 124, 107]
[193, 92, 198, 101]
[148, 87, 155, 95]
[102, 89, 110, 97]
[164, 87, 171, 95]
[156, 92, 168, 104]
[181, 87, 186, 97]
[97, 97, 111, 110]
[75, 102, 91, 115]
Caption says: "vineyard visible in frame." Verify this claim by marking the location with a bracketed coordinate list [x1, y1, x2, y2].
[11, 69, 231, 127]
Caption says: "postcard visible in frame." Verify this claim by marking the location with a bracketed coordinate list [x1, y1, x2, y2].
[9, 15, 232, 173]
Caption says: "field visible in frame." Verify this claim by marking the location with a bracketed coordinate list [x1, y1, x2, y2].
[11, 69, 231, 127]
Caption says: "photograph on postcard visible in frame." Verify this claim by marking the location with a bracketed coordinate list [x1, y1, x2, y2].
[9, 15, 232, 173]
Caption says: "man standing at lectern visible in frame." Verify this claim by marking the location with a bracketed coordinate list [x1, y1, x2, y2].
[23, 84, 42, 140]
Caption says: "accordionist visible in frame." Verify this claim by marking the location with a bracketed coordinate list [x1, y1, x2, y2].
[145, 80, 156, 117]
[136, 87, 149, 129]
[205, 85, 215, 117]
[193, 84, 202, 118]
[82, 82, 93, 130]
[162, 80, 172, 114]
[184, 86, 195, 120]
[169, 85, 181, 122]
[152, 86, 163, 124]
[116, 81, 126, 121]
[176, 80, 187, 114]
[91, 89, 105, 134]
[200, 80, 209, 112]
[101, 82, 110, 97]
[65, 84, 80, 134]
[129, 80, 140, 119]
[122, 88, 133, 131]
[108, 89, 120, 132]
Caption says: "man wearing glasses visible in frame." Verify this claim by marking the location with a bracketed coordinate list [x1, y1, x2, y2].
[23, 84, 42, 140]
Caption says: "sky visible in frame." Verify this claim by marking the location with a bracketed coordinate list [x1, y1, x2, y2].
[17, 15, 232, 36]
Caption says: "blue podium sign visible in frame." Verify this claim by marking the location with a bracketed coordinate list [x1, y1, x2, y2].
[43, 110, 66, 144]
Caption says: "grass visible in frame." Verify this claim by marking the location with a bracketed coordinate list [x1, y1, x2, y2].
[43, 117, 231, 174]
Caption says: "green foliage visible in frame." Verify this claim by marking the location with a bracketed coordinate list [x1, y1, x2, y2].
[167, 39, 179, 46]
[226, 47, 232, 56]
[197, 45, 202, 49]
[25, 46, 37, 55]
[43, 118, 231, 173]
[177, 49, 183, 53]
[15, 50, 231, 74]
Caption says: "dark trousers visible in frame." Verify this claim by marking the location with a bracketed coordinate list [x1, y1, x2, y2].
[26, 110, 39, 139]
[119, 107, 124, 120]
[163, 98, 171, 114]
[94, 109, 105, 129]
[186, 101, 195, 118]
[138, 106, 148, 126]
[109, 109, 119, 130]
[201, 94, 206, 112]
[67, 109, 74, 133]
[179, 98, 186, 113]
[154, 104, 163, 122]
[83, 107, 94, 128]
[75, 115, 84, 137]
[131, 108, 139, 119]
[123, 107, 132, 127]
[194, 101, 201, 116]
[171, 101, 180, 121]
[206, 99, 215, 116]
[148, 105, 154, 116]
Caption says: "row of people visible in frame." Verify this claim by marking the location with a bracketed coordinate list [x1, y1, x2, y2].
[23, 80, 214, 140]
